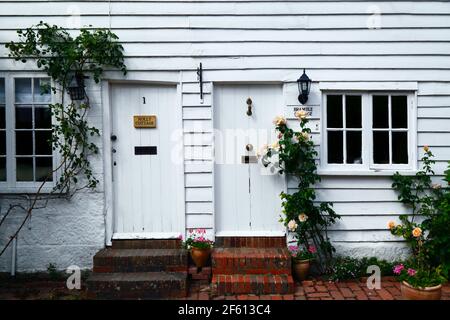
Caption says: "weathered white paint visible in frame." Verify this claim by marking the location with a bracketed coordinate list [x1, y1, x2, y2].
[0, 1, 449, 271]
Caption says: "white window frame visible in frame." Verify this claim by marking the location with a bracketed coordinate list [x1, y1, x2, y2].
[0, 72, 59, 193]
[320, 90, 417, 174]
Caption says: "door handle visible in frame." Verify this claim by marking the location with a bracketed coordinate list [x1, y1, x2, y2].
[246, 144, 253, 152]
[246, 97, 252, 116]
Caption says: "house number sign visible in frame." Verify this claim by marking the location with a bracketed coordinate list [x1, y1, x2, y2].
[134, 115, 157, 128]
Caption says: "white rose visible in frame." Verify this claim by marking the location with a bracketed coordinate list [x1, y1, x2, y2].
[295, 110, 308, 120]
[298, 213, 308, 222]
[287, 220, 298, 232]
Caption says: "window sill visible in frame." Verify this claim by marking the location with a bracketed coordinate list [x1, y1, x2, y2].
[0, 185, 56, 195]
[317, 169, 418, 176]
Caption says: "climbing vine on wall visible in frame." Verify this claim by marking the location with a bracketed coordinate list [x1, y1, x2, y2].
[260, 111, 341, 272]
[0, 22, 127, 256]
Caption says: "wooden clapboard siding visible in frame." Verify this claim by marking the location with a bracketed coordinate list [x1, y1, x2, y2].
[1, 1, 449, 256]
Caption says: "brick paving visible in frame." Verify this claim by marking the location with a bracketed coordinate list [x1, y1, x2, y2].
[184, 277, 450, 300]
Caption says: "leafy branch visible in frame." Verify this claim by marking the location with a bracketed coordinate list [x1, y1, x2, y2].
[0, 22, 127, 257]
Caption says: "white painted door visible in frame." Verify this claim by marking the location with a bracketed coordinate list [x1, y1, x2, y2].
[214, 84, 285, 236]
[111, 84, 182, 238]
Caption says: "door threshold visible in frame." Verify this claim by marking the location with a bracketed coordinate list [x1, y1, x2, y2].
[215, 231, 285, 237]
[112, 232, 181, 240]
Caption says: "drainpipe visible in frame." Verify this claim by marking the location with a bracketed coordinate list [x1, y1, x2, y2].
[11, 236, 17, 277]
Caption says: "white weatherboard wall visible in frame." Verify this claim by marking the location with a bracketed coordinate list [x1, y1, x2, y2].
[1, 1, 450, 271]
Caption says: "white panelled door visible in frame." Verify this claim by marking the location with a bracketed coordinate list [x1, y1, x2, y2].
[111, 84, 182, 238]
[214, 85, 285, 236]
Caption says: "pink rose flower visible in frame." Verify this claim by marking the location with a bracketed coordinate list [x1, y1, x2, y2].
[308, 245, 317, 254]
[407, 268, 416, 276]
[393, 264, 404, 275]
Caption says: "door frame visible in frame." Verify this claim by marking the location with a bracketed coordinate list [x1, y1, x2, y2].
[102, 78, 185, 246]
[211, 81, 288, 237]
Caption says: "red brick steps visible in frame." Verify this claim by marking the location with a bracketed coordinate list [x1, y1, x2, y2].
[87, 239, 188, 299]
[211, 237, 293, 296]
[212, 274, 294, 295]
[93, 248, 188, 273]
[87, 272, 187, 299]
[212, 248, 291, 275]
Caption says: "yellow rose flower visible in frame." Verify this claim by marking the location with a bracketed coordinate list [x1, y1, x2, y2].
[387, 220, 396, 229]
[423, 145, 429, 152]
[295, 110, 308, 120]
[273, 115, 286, 126]
[412, 227, 422, 238]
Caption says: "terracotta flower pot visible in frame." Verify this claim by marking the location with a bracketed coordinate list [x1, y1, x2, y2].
[190, 247, 211, 268]
[293, 259, 310, 281]
[401, 281, 442, 300]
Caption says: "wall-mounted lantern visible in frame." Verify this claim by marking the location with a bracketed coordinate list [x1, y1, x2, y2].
[68, 73, 87, 101]
[297, 69, 311, 105]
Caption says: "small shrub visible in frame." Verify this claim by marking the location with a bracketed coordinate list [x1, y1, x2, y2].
[328, 256, 402, 281]
[47, 263, 62, 280]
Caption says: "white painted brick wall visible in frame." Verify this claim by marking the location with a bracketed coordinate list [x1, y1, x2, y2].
[0, 81, 106, 272]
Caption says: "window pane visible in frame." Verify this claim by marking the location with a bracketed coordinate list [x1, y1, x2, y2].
[0, 105, 5, 129]
[0, 157, 5, 181]
[0, 131, 5, 155]
[346, 131, 362, 164]
[392, 132, 408, 164]
[0, 78, 5, 104]
[373, 95, 389, 128]
[35, 107, 52, 129]
[15, 78, 32, 103]
[36, 157, 53, 182]
[15, 106, 32, 129]
[327, 131, 343, 163]
[373, 131, 389, 164]
[33, 78, 51, 103]
[16, 131, 33, 155]
[16, 157, 34, 181]
[35, 131, 52, 155]
[327, 95, 343, 128]
[345, 95, 362, 128]
[392, 96, 408, 128]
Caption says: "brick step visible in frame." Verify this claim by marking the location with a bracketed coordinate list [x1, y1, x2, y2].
[87, 272, 187, 299]
[215, 236, 286, 248]
[212, 248, 291, 275]
[93, 248, 188, 273]
[112, 239, 182, 249]
[212, 274, 294, 295]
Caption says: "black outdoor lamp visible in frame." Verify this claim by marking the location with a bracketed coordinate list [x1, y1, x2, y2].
[297, 69, 311, 105]
[68, 72, 87, 101]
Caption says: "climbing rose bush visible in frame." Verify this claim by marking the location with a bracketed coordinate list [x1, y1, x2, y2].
[259, 111, 340, 272]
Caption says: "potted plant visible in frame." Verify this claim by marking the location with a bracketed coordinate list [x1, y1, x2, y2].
[393, 263, 446, 300]
[288, 244, 316, 281]
[184, 228, 214, 268]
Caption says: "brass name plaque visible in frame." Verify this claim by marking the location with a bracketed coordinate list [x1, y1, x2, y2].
[134, 115, 156, 128]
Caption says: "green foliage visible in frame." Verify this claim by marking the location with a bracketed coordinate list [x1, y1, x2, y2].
[328, 256, 402, 281]
[183, 229, 214, 249]
[6, 22, 126, 86]
[262, 114, 340, 272]
[46, 263, 62, 280]
[5, 22, 127, 194]
[394, 264, 447, 288]
[390, 148, 450, 275]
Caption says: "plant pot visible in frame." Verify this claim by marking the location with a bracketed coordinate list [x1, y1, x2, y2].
[400, 281, 442, 300]
[293, 259, 310, 281]
[190, 247, 211, 268]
